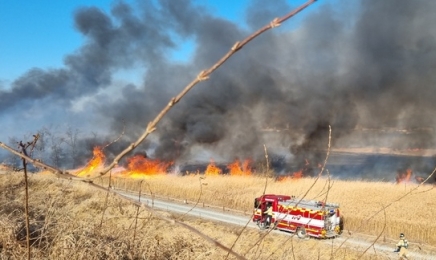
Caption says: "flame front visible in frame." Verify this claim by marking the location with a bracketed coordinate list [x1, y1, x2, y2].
[122, 154, 172, 178]
[205, 160, 222, 175]
[396, 168, 412, 184]
[292, 169, 303, 179]
[76, 146, 105, 177]
[227, 159, 252, 176]
[276, 169, 303, 182]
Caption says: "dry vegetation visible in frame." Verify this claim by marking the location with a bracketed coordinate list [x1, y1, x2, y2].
[3, 172, 434, 259]
[1, 1, 435, 259]
[106, 174, 436, 247]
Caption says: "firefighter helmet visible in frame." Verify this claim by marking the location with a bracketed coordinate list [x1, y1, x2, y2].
[400, 233, 405, 238]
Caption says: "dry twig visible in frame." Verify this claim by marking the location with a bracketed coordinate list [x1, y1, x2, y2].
[333, 166, 436, 255]
[0, 1, 317, 258]
[17, 135, 40, 260]
[358, 203, 387, 258]
[97, 0, 317, 177]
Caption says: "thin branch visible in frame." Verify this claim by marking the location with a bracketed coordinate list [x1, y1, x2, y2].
[0, 142, 77, 180]
[18, 135, 39, 260]
[295, 125, 332, 206]
[244, 125, 332, 256]
[86, 181, 247, 260]
[224, 145, 271, 260]
[132, 180, 143, 244]
[333, 166, 436, 254]
[179, 176, 206, 218]
[96, 0, 317, 177]
[102, 123, 126, 150]
[99, 170, 113, 228]
[262, 144, 270, 195]
[19, 142, 31, 260]
[0, 1, 317, 258]
[358, 204, 387, 258]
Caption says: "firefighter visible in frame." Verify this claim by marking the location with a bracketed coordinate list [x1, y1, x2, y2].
[394, 233, 409, 259]
[264, 204, 273, 228]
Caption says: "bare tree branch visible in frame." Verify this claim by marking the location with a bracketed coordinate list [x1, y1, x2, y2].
[86, 181, 247, 260]
[358, 203, 387, 258]
[0, 1, 317, 258]
[333, 166, 436, 254]
[96, 0, 317, 177]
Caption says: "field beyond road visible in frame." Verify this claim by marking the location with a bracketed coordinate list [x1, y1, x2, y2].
[1, 172, 435, 259]
[108, 174, 436, 246]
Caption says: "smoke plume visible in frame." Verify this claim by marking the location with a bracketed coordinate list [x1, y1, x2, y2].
[1, 0, 436, 175]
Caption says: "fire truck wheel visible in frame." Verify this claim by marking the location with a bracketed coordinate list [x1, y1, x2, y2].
[339, 215, 345, 235]
[257, 220, 266, 230]
[296, 227, 307, 239]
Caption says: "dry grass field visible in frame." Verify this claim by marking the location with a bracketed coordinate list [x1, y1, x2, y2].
[107, 174, 436, 246]
[1, 172, 435, 259]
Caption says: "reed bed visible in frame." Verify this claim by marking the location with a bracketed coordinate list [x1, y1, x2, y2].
[106, 174, 436, 246]
[0, 172, 409, 259]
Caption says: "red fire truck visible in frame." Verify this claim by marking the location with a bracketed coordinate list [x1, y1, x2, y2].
[253, 194, 343, 238]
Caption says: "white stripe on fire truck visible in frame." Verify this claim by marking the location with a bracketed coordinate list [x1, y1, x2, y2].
[275, 213, 325, 227]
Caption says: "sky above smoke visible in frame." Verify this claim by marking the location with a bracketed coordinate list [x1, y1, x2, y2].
[1, 0, 436, 168]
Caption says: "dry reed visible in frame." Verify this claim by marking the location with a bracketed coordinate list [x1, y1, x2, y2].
[108, 174, 436, 246]
[2, 172, 425, 259]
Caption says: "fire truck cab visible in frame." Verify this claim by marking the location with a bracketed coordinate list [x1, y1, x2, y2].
[253, 194, 343, 238]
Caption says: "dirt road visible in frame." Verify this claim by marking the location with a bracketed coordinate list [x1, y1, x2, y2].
[117, 190, 436, 260]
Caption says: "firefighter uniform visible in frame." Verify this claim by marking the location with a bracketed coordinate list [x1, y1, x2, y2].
[395, 234, 409, 259]
[264, 206, 273, 227]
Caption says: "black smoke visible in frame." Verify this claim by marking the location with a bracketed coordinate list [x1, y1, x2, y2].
[1, 0, 436, 178]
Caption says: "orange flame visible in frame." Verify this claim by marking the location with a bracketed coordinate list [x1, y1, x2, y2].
[292, 169, 303, 179]
[276, 169, 304, 182]
[415, 176, 425, 183]
[122, 154, 172, 178]
[227, 159, 252, 176]
[275, 175, 290, 182]
[396, 169, 412, 184]
[205, 160, 222, 176]
[76, 146, 105, 177]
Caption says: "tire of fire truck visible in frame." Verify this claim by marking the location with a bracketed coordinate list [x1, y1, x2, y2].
[296, 227, 307, 239]
[256, 220, 267, 230]
[338, 215, 345, 235]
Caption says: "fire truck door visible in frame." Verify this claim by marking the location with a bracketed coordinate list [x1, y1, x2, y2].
[260, 202, 267, 217]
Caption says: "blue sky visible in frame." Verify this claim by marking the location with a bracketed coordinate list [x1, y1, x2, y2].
[0, 0, 318, 86]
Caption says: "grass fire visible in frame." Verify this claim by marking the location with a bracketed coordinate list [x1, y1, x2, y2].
[2, 0, 436, 258]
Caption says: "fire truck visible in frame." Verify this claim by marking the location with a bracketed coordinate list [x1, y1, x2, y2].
[253, 194, 343, 238]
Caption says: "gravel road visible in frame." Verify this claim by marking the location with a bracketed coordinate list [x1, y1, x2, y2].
[117, 191, 436, 260]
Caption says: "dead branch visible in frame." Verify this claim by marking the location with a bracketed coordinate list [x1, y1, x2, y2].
[1, 141, 246, 258]
[0, 1, 317, 258]
[262, 144, 270, 195]
[333, 166, 436, 255]
[178, 176, 206, 218]
[98, 171, 113, 229]
[243, 125, 332, 256]
[224, 144, 273, 260]
[0, 142, 77, 180]
[85, 181, 247, 260]
[18, 135, 40, 260]
[295, 125, 332, 206]
[358, 203, 387, 258]
[102, 123, 125, 150]
[97, 0, 317, 177]
[132, 180, 143, 244]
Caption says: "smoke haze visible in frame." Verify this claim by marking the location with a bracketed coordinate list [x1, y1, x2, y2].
[1, 0, 436, 173]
